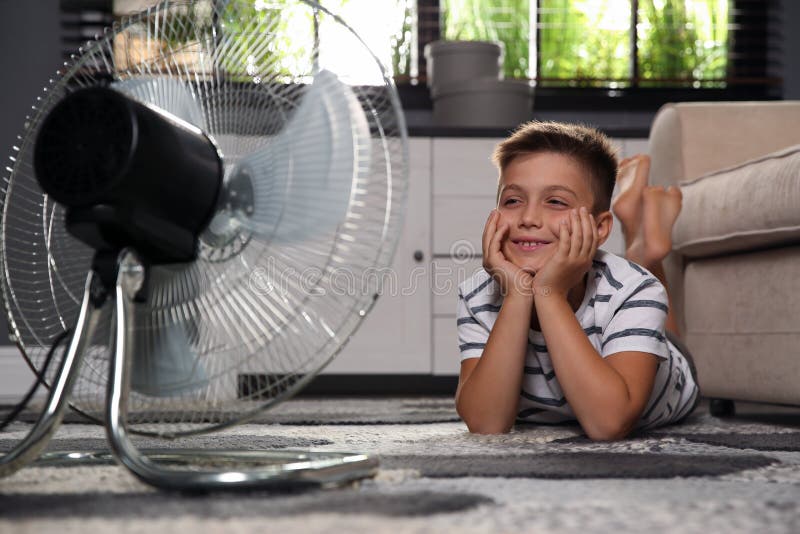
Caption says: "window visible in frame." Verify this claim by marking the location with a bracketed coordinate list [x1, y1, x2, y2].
[108, 0, 413, 85]
[435, 0, 731, 89]
[76, 1, 782, 109]
[417, 0, 782, 108]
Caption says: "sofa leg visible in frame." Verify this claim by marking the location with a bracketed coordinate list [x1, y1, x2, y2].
[709, 399, 736, 417]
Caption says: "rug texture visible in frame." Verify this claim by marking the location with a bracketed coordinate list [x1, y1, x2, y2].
[1, 397, 799, 533]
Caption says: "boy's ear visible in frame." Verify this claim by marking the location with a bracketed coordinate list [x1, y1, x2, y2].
[595, 210, 614, 246]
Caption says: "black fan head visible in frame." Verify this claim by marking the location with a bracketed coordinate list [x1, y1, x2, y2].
[33, 86, 223, 266]
[34, 86, 136, 207]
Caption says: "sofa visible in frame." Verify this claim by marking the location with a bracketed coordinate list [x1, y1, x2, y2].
[647, 101, 800, 413]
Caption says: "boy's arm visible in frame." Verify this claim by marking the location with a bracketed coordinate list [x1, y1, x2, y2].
[455, 210, 536, 434]
[534, 295, 658, 440]
[533, 207, 658, 440]
[456, 290, 534, 434]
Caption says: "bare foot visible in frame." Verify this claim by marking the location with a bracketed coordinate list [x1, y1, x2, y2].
[639, 185, 683, 267]
[611, 155, 650, 246]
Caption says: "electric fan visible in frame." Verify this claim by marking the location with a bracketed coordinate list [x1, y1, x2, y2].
[0, 0, 407, 490]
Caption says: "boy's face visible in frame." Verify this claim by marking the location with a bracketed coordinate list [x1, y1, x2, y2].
[496, 151, 602, 275]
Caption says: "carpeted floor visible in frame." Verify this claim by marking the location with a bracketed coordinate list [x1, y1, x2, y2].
[1, 397, 799, 533]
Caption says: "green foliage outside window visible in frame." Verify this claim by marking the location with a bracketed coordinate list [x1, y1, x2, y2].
[442, 0, 730, 88]
[128, 0, 729, 88]
[219, 0, 315, 81]
[638, 0, 728, 87]
[219, 0, 412, 81]
[442, 0, 531, 79]
[538, 0, 631, 87]
[389, 1, 415, 78]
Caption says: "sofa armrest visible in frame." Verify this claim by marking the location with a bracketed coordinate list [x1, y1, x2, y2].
[648, 101, 800, 188]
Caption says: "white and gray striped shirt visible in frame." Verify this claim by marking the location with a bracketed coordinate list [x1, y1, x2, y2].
[457, 249, 699, 430]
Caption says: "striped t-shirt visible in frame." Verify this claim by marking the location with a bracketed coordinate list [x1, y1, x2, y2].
[457, 249, 699, 430]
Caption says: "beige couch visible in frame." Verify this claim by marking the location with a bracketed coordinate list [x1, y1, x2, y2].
[647, 101, 800, 413]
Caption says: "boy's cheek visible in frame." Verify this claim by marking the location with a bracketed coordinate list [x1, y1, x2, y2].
[500, 242, 523, 265]
[500, 240, 514, 258]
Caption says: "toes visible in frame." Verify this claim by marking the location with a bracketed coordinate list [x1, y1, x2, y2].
[643, 185, 663, 195]
[666, 185, 683, 197]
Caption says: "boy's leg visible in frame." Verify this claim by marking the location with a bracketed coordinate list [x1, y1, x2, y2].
[611, 155, 683, 338]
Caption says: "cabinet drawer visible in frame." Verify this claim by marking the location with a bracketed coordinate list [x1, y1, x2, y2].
[433, 316, 461, 375]
[433, 196, 495, 254]
[432, 258, 484, 315]
[432, 138, 501, 196]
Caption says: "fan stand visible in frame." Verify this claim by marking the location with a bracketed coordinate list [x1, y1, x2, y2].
[0, 274, 102, 478]
[0, 249, 379, 490]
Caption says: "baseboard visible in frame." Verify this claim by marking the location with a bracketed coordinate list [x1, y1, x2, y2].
[0, 345, 42, 403]
[0, 345, 459, 403]
[5, 348, 798, 408]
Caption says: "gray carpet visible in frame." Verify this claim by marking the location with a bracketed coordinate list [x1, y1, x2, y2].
[0, 435, 333, 453]
[0, 490, 494, 519]
[1, 397, 800, 533]
[17, 397, 463, 425]
[672, 433, 800, 451]
[380, 451, 778, 478]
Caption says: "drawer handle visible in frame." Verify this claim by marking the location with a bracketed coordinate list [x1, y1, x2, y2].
[413, 250, 424, 262]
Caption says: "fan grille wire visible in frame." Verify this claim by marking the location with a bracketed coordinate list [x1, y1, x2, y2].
[0, 0, 407, 435]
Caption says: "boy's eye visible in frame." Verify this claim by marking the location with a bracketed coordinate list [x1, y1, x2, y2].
[503, 198, 520, 206]
[547, 199, 568, 206]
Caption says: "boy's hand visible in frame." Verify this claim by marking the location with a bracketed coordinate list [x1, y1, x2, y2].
[482, 210, 535, 296]
[532, 207, 598, 298]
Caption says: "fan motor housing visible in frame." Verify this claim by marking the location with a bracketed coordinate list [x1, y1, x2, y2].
[34, 86, 222, 264]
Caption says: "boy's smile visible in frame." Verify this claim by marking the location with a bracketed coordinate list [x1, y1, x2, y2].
[511, 240, 551, 252]
[497, 151, 597, 274]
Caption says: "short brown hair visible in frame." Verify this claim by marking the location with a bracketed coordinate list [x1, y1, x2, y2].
[492, 121, 618, 213]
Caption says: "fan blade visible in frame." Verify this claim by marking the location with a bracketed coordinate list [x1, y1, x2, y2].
[112, 77, 205, 129]
[229, 69, 371, 243]
[130, 264, 208, 398]
[131, 319, 209, 397]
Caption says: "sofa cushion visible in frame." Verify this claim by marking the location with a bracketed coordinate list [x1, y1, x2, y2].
[683, 245, 800, 404]
[672, 144, 800, 258]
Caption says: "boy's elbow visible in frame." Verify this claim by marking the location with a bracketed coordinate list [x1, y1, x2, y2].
[585, 418, 634, 442]
[457, 404, 513, 434]
[465, 420, 513, 435]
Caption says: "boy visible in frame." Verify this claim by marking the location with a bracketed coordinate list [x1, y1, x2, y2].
[455, 121, 699, 440]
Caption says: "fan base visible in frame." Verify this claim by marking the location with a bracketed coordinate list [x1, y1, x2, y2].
[35, 449, 378, 490]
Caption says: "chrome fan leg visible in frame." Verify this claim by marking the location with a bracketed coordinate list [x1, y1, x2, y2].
[105, 250, 379, 491]
[0, 273, 105, 477]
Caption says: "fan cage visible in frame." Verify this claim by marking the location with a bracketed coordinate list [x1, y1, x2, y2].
[0, 0, 408, 435]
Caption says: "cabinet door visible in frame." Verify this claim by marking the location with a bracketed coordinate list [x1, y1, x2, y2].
[431, 258, 483, 316]
[431, 258, 483, 375]
[434, 316, 461, 375]
[325, 138, 432, 373]
[430, 138, 501, 375]
[432, 138, 500, 197]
